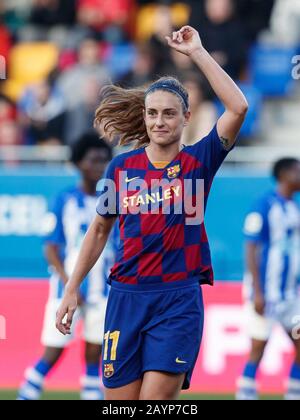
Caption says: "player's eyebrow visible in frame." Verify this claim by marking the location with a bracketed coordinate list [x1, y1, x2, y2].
[147, 108, 178, 112]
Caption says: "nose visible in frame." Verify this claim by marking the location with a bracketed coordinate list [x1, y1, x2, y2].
[155, 114, 164, 127]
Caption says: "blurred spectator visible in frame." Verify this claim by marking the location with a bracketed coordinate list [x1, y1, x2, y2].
[269, 0, 300, 46]
[18, 0, 81, 49]
[236, 0, 275, 43]
[189, 0, 247, 79]
[57, 37, 110, 109]
[186, 0, 275, 43]
[137, 0, 172, 4]
[1, 0, 32, 35]
[2, 0, 33, 15]
[148, 4, 175, 76]
[18, 78, 66, 145]
[0, 93, 19, 147]
[0, 94, 16, 123]
[29, 0, 76, 27]
[118, 43, 156, 87]
[77, 0, 134, 42]
[64, 78, 100, 145]
[181, 72, 216, 145]
[168, 49, 196, 80]
[58, 49, 78, 72]
[0, 17, 12, 62]
[0, 120, 22, 146]
[0, 94, 20, 146]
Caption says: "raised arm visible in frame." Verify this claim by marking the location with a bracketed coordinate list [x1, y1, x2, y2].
[166, 26, 248, 149]
[55, 214, 116, 335]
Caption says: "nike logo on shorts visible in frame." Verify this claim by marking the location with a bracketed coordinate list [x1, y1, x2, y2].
[176, 357, 187, 364]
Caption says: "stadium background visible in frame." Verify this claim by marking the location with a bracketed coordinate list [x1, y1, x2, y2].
[0, 0, 300, 399]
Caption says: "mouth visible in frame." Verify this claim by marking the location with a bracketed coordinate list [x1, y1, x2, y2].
[153, 131, 169, 134]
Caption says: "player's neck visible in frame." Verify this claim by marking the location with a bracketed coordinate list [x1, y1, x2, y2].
[146, 142, 181, 164]
[80, 180, 97, 196]
[277, 184, 294, 200]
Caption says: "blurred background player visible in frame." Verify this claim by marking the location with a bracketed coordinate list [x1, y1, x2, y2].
[17, 132, 115, 400]
[236, 158, 300, 400]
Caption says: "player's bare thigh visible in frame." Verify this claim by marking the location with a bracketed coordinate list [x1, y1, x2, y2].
[104, 372, 185, 400]
[139, 371, 185, 400]
[104, 379, 142, 400]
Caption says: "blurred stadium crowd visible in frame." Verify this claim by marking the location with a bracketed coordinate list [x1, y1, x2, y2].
[0, 0, 299, 154]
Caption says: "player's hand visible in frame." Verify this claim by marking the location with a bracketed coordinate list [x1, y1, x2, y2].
[165, 26, 203, 57]
[56, 291, 78, 335]
[254, 292, 265, 316]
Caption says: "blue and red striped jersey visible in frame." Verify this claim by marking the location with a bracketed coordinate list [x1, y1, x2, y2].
[97, 125, 232, 286]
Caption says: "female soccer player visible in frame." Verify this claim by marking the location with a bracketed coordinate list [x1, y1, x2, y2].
[56, 26, 248, 400]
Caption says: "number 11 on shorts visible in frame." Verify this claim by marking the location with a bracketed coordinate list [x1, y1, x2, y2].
[103, 330, 120, 361]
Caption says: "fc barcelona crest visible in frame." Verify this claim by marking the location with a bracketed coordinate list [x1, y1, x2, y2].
[167, 164, 181, 179]
[104, 363, 115, 378]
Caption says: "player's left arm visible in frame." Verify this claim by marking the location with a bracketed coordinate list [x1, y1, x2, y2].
[166, 26, 249, 149]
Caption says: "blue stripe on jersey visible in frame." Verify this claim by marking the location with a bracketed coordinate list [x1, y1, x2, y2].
[57, 279, 64, 300]
[280, 254, 289, 300]
[80, 277, 89, 301]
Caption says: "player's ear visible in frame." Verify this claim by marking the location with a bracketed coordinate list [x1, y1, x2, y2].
[184, 111, 191, 126]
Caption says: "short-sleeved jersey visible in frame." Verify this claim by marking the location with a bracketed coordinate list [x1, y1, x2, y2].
[45, 186, 117, 303]
[97, 125, 231, 286]
[243, 190, 300, 302]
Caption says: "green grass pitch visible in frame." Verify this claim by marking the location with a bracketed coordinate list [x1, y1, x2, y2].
[0, 390, 282, 400]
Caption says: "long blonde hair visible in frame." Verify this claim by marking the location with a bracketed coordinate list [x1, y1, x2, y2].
[94, 77, 189, 149]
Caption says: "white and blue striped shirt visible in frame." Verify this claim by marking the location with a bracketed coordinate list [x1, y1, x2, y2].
[244, 190, 300, 303]
[44, 186, 118, 303]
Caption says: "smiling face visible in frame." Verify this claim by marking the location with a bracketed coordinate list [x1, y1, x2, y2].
[144, 90, 190, 147]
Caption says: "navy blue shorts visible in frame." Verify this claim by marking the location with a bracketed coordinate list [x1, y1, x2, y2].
[102, 278, 204, 390]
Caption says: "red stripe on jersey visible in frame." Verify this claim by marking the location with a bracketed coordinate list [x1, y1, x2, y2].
[181, 151, 202, 175]
[123, 237, 143, 260]
[162, 272, 188, 282]
[185, 245, 201, 271]
[119, 216, 125, 240]
[124, 153, 148, 170]
[118, 276, 138, 284]
[141, 213, 166, 236]
[138, 253, 163, 277]
[144, 170, 164, 184]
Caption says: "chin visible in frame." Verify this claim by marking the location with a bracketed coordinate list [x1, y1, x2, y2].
[153, 137, 176, 146]
[157, 139, 171, 146]
[150, 139, 167, 146]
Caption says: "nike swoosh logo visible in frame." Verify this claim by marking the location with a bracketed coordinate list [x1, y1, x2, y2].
[176, 357, 187, 364]
[125, 176, 140, 183]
